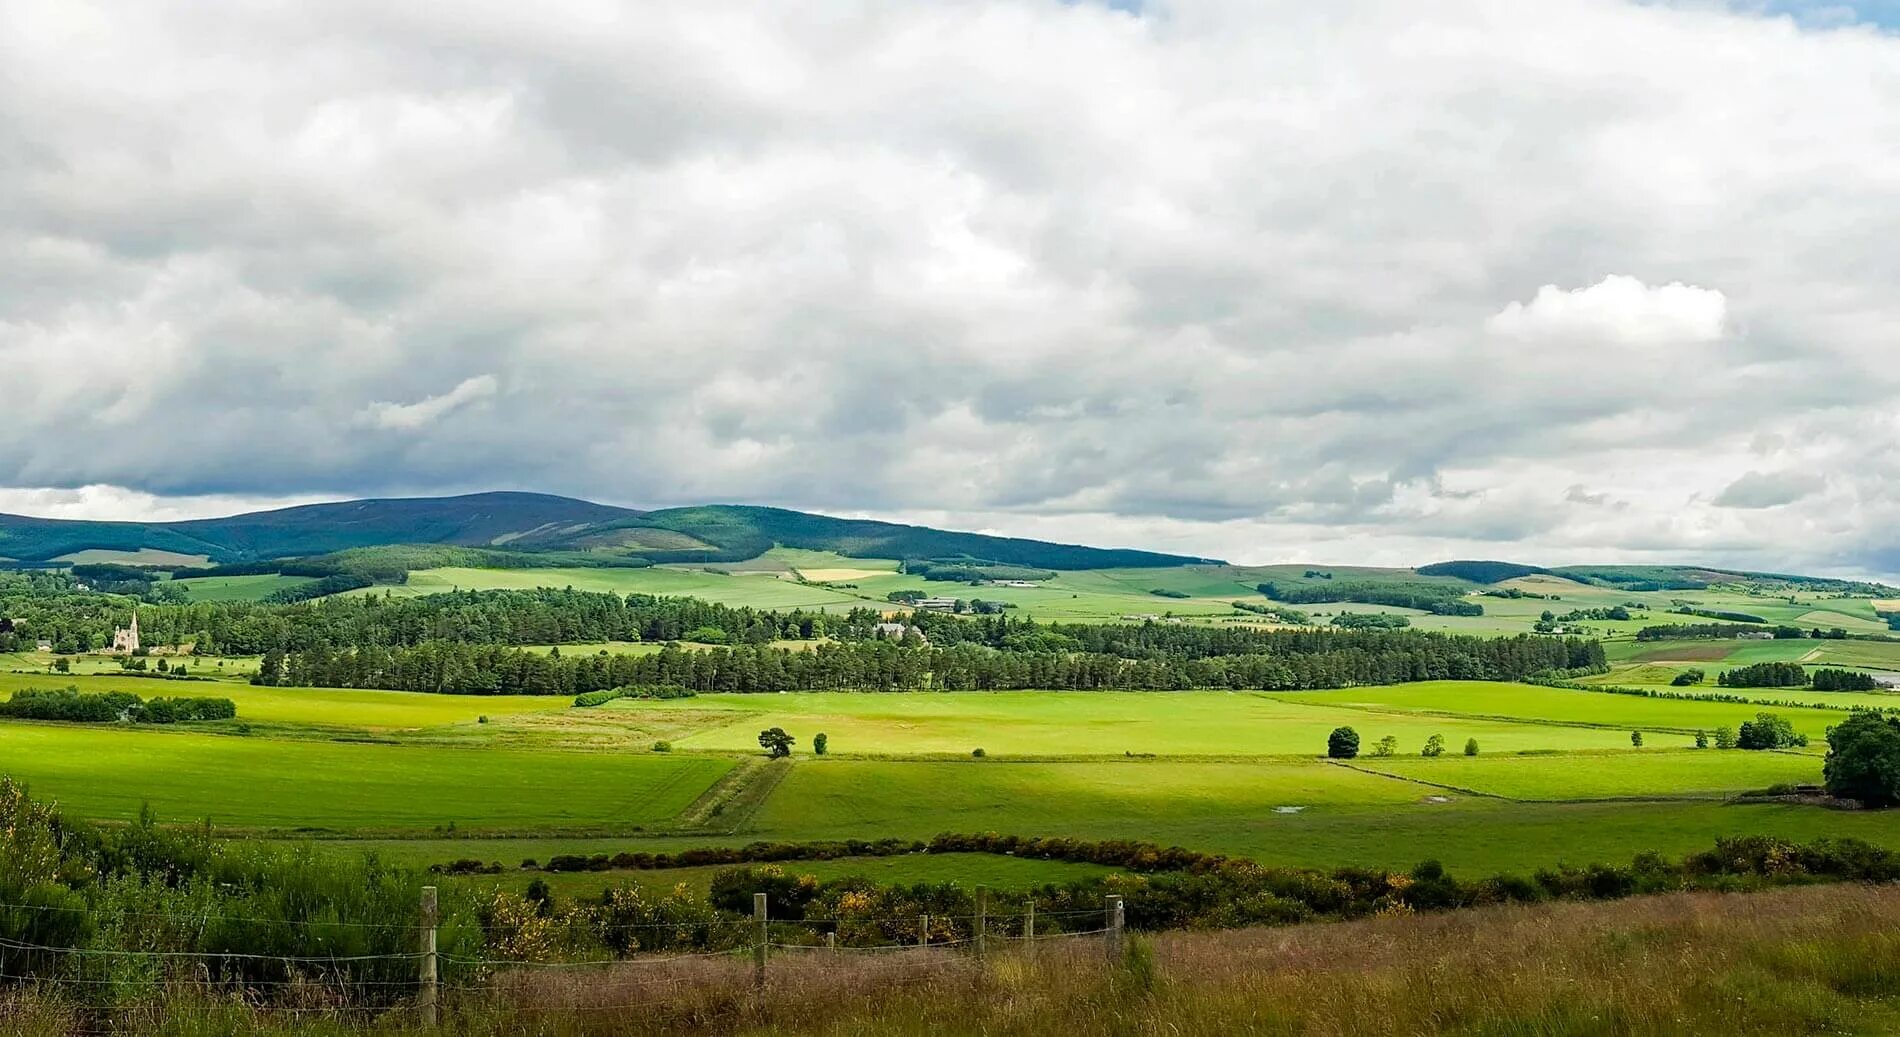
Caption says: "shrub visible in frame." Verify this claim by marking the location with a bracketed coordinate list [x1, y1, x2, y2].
[1373, 735, 1398, 757]
[1672, 668, 1706, 687]
[972, 748, 987, 758]
[1326, 727, 1359, 759]
[1631, 731, 1644, 748]
[813, 732, 828, 756]
[1421, 734, 1445, 758]
[1695, 730, 1709, 749]
[651, 740, 672, 753]
[1714, 726, 1737, 749]
[1464, 738, 1479, 757]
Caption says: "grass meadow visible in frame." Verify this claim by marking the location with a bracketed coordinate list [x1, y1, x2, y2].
[638, 686, 1654, 757]
[1353, 749, 1822, 800]
[9, 662, 1900, 888]
[0, 722, 730, 832]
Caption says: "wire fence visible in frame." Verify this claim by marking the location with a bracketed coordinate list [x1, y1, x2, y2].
[0, 888, 1133, 1027]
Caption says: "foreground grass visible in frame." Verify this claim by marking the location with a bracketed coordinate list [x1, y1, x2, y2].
[12, 884, 1900, 1035]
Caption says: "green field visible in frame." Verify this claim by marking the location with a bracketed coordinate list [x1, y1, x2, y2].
[353, 565, 870, 610]
[1352, 749, 1822, 801]
[1279, 682, 1857, 744]
[307, 553, 1900, 647]
[11, 670, 1900, 884]
[633, 687, 1658, 757]
[0, 722, 730, 832]
[175, 573, 317, 602]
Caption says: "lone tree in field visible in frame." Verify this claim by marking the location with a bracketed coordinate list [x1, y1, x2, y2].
[1695, 730, 1709, 749]
[1824, 710, 1900, 805]
[1714, 726, 1737, 749]
[1373, 734, 1399, 757]
[1464, 738, 1479, 756]
[813, 732, 828, 756]
[1421, 734, 1445, 758]
[1737, 712, 1806, 750]
[1327, 726, 1360, 759]
[758, 727, 795, 758]
[1631, 731, 1644, 747]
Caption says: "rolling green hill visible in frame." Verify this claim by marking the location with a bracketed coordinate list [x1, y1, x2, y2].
[0, 493, 1215, 571]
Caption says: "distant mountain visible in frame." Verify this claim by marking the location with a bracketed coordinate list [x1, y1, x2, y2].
[1418, 559, 1894, 596]
[0, 493, 1217, 570]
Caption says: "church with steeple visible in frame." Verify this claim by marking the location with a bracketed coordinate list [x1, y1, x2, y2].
[109, 610, 139, 654]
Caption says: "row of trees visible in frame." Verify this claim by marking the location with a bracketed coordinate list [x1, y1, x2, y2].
[0, 687, 236, 724]
[264, 629, 1600, 695]
[1718, 662, 1809, 688]
[0, 586, 857, 656]
[1327, 726, 1477, 758]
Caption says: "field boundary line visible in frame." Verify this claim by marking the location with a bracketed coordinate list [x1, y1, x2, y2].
[677, 756, 791, 832]
[1333, 760, 1801, 805]
[1323, 760, 1508, 800]
[1260, 692, 1748, 737]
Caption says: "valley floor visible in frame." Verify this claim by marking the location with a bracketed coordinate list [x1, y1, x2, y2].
[5, 669, 1900, 892]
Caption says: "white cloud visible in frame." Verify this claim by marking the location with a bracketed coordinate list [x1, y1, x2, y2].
[1486, 275, 1728, 346]
[0, 485, 331, 523]
[3, 1, 1900, 575]
[356, 376, 499, 431]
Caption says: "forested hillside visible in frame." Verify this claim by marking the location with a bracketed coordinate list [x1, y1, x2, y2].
[0, 494, 1211, 570]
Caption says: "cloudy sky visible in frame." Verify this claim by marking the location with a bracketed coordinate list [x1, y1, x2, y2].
[4, 1, 1899, 576]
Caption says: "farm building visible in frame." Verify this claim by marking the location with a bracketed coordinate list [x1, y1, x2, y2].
[915, 597, 960, 611]
[872, 622, 927, 643]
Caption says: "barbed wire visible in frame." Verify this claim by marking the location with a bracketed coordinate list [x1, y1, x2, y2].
[0, 937, 421, 964]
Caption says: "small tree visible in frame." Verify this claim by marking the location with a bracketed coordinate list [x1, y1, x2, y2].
[1464, 738, 1479, 757]
[1373, 735, 1398, 758]
[758, 727, 795, 758]
[1695, 729, 1709, 749]
[1327, 726, 1360, 759]
[1713, 726, 1736, 749]
[1630, 731, 1644, 747]
[1421, 734, 1445, 758]
[1737, 712, 1804, 750]
[971, 747, 986, 758]
[813, 732, 828, 756]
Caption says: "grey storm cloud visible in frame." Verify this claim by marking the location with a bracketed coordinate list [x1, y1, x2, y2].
[4, 0, 1900, 576]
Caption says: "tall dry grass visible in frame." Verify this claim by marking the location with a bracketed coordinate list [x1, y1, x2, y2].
[9, 884, 1900, 1035]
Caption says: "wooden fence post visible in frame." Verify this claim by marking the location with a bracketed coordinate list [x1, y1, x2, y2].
[419, 885, 438, 1028]
[753, 893, 768, 990]
[1025, 900, 1036, 961]
[975, 886, 988, 959]
[920, 913, 930, 948]
[1106, 894, 1125, 964]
